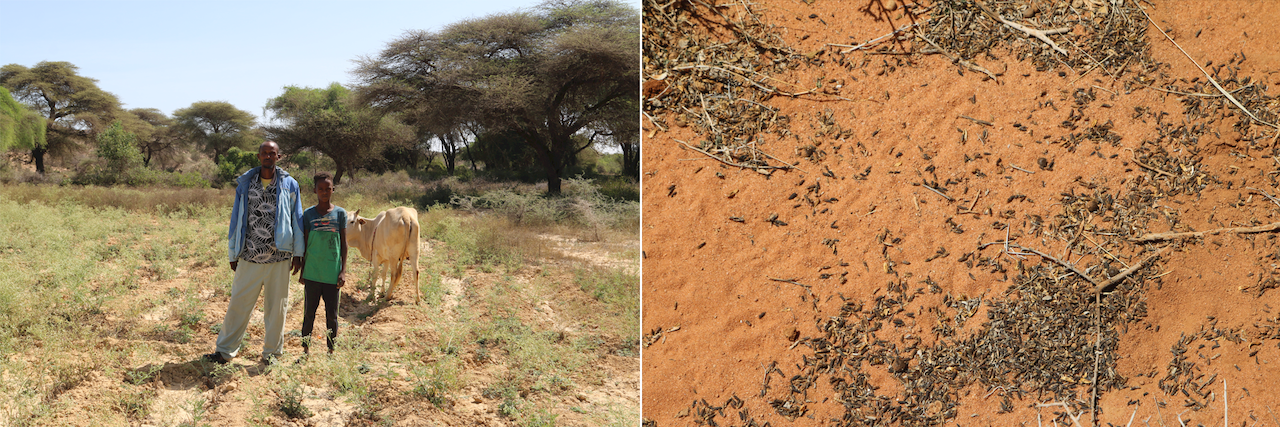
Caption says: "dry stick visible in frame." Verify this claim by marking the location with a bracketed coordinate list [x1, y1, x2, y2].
[1130, 222, 1280, 243]
[915, 31, 1000, 81]
[827, 21, 921, 53]
[1153, 397, 1167, 427]
[1092, 246, 1168, 295]
[673, 139, 793, 171]
[1035, 402, 1086, 427]
[959, 114, 994, 126]
[1021, 246, 1100, 286]
[976, 1, 1069, 55]
[922, 184, 954, 201]
[1132, 79, 1255, 98]
[1135, 3, 1279, 129]
[1245, 187, 1280, 209]
[643, 111, 668, 132]
[1267, 405, 1279, 427]
[1091, 290, 1101, 427]
[670, 64, 806, 97]
[1222, 379, 1227, 427]
[1123, 148, 1176, 178]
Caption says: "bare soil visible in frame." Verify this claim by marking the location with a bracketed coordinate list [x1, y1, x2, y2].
[642, 0, 1280, 426]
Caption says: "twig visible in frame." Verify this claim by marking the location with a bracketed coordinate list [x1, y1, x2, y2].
[915, 31, 1000, 81]
[976, 2, 1069, 55]
[643, 111, 667, 132]
[1132, 79, 1255, 98]
[922, 184, 954, 201]
[1091, 290, 1100, 427]
[1267, 405, 1279, 427]
[1245, 187, 1280, 209]
[1124, 148, 1175, 178]
[1135, 3, 1278, 129]
[959, 115, 994, 126]
[1129, 222, 1280, 242]
[1093, 246, 1168, 294]
[1020, 246, 1100, 286]
[674, 139, 793, 171]
[1035, 402, 1085, 427]
[767, 276, 810, 289]
[1223, 379, 1227, 427]
[827, 21, 921, 53]
[1009, 164, 1035, 174]
[1153, 397, 1167, 427]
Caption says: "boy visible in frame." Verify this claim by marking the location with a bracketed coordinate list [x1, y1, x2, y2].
[298, 172, 348, 355]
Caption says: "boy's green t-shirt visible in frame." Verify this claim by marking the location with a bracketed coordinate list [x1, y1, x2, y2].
[301, 206, 347, 284]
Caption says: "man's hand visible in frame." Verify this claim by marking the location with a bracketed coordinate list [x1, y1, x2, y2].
[291, 257, 303, 275]
[230, 261, 238, 271]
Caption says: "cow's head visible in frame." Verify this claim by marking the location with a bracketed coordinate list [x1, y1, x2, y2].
[346, 208, 374, 258]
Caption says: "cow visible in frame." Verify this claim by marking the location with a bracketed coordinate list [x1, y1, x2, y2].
[346, 207, 421, 303]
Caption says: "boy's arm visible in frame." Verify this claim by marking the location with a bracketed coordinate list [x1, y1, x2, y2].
[289, 181, 305, 275]
[337, 227, 348, 288]
[299, 224, 309, 284]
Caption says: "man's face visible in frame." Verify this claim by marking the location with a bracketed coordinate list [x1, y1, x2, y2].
[258, 142, 281, 168]
[316, 178, 334, 203]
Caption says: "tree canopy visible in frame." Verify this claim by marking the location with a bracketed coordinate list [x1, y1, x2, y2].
[1, 61, 122, 173]
[173, 101, 257, 162]
[264, 83, 413, 184]
[1, 86, 46, 152]
[355, 0, 639, 194]
[128, 108, 183, 168]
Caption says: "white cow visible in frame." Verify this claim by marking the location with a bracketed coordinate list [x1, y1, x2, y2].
[347, 207, 421, 303]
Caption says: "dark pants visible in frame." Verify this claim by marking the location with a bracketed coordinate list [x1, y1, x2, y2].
[301, 279, 340, 353]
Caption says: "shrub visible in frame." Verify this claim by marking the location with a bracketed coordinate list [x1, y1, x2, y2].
[215, 147, 259, 185]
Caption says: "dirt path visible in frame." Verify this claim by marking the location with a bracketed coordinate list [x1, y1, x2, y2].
[643, 1, 1280, 425]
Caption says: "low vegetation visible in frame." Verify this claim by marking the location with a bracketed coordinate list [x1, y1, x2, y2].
[0, 173, 638, 426]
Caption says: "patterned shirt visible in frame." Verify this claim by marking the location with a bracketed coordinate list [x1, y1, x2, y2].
[239, 172, 293, 264]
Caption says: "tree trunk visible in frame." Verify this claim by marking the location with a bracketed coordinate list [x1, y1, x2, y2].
[333, 164, 347, 185]
[546, 167, 562, 195]
[621, 141, 639, 178]
[465, 144, 479, 172]
[31, 146, 46, 174]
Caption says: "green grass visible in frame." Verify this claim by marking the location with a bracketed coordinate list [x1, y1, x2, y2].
[573, 266, 640, 353]
[0, 175, 638, 424]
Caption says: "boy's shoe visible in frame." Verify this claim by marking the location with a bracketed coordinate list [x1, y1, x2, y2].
[202, 352, 229, 365]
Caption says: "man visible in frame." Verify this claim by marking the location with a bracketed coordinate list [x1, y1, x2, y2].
[204, 141, 304, 365]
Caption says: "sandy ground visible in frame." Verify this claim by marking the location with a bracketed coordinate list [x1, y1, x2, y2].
[642, 0, 1280, 425]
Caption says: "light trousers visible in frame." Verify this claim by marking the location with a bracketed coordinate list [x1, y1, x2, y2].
[214, 259, 291, 360]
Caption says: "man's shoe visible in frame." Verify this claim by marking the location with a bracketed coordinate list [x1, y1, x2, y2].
[203, 352, 229, 365]
[261, 355, 282, 366]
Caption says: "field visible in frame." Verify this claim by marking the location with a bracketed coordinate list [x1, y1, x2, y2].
[0, 177, 639, 426]
[642, 0, 1280, 426]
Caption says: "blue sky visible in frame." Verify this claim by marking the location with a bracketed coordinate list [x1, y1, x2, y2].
[1, 0, 641, 124]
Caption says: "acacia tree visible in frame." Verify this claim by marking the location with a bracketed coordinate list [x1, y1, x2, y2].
[355, 0, 639, 194]
[174, 101, 256, 162]
[1, 61, 121, 173]
[1, 87, 46, 152]
[128, 108, 183, 168]
[591, 94, 639, 178]
[264, 83, 413, 184]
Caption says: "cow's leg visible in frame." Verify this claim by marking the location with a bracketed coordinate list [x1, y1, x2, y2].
[366, 248, 381, 302]
[386, 258, 403, 300]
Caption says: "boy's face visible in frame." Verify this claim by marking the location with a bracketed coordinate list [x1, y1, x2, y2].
[316, 179, 334, 203]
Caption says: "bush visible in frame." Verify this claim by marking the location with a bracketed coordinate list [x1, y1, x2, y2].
[215, 147, 259, 186]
